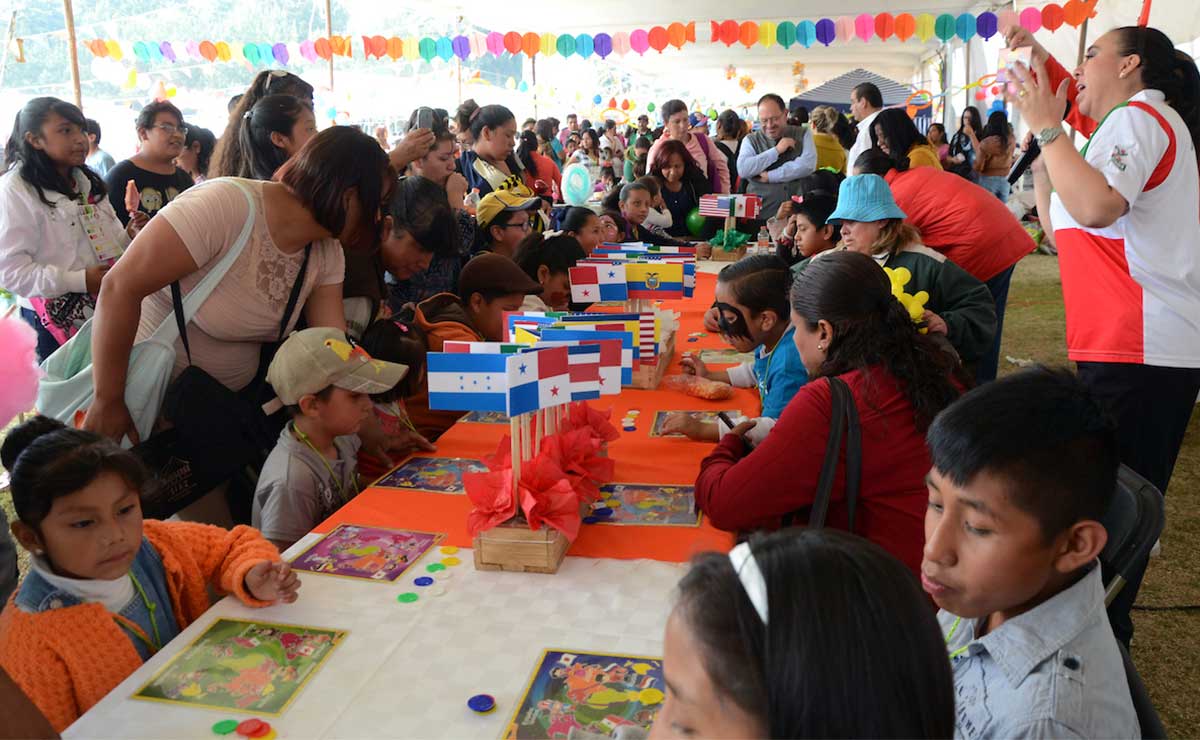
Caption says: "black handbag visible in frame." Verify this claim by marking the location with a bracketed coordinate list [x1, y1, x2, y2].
[783, 376, 862, 532]
[134, 246, 311, 521]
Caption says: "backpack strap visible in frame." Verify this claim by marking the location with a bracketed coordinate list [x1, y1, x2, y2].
[783, 376, 861, 531]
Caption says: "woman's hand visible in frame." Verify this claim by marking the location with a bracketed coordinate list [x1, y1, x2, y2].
[775, 201, 794, 221]
[125, 211, 149, 240]
[389, 128, 435, 170]
[1002, 26, 1049, 67]
[660, 412, 713, 440]
[81, 396, 140, 444]
[702, 305, 720, 332]
[726, 419, 758, 441]
[245, 561, 301, 604]
[445, 172, 469, 211]
[695, 242, 713, 260]
[1012, 61, 1071, 132]
[680, 352, 710, 379]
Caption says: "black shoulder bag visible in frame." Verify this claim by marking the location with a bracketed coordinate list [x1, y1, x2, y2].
[783, 376, 862, 532]
[134, 245, 312, 520]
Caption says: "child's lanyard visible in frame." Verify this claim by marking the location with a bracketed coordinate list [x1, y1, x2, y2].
[294, 427, 359, 502]
[111, 572, 163, 655]
[756, 339, 782, 402]
[944, 616, 970, 659]
[387, 400, 418, 434]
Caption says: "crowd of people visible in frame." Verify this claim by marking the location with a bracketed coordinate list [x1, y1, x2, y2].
[0, 21, 1198, 739]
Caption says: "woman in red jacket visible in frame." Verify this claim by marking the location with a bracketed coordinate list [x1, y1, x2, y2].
[695, 251, 967, 574]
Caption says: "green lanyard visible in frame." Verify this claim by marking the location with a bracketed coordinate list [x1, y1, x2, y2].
[112, 572, 163, 655]
[294, 426, 359, 503]
[756, 335, 784, 401]
[944, 616, 970, 659]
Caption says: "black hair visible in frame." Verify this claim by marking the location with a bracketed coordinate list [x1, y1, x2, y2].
[791, 251, 966, 431]
[634, 135, 652, 151]
[513, 233, 586, 280]
[634, 175, 660, 198]
[981, 110, 1012, 148]
[85, 117, 101, 144]
[580, 119, 592, 130]
[227, 93, 243, 113]
[534, 119, 555, 144]
[4, 97, 107, 206]
[600, 165, 617, 183]
[523, 117, 537, 129]
[717, 254, 791, 324]
[359, 318, 427, 401]
[852, 82, 883, 109]
[276, 126, 395, 251]
[869, 109, 929, 171]
[469, 104, 515, 141]
[600, 187, 621, 212]
[675, 528, 955, 738]
[603, 119, 616, 131]
[579, 129, 601, 155]
[757, 93, 787, 113]
[1114, 25, 1200, 163]
[135, 100, 183, 135]
[833, 109, 858, 150]
[517, 130, 540, 177]
[547, 116, 560, 127]
[792, 192, 841, 243]
[453, 99, 479, 135]
[211, 70, 315, 178]
[649, 138, 711, 197]
[183, 125, 216, 177]
[661, 99, 688, 122]
[387, 175, 458, 257]
[2, 415, 148, 529]
[927, 366, 1119, 541]
[561, 206, 599, 234]
[618, 181, 650, 202]
[237, 94, 311, 180]
[854, 146, 899, 176]
[788, 105, 810, 127]
[603, 209, 629, 239]
[950, 106, 983, 158]
[633, 153, 648, 179]
[927, 122, 948, 143]
[796, 168, 845, 198]
[406, 107, 450, 137]
[717, 109, 742, 140]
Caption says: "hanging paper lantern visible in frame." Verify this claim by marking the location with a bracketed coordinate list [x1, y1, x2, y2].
[976, 12, 999, 39]
[815, 19, 836, 46]
[330, 36, 346, 56]
[934, 14, 957, 42]
[132, 41, 149, 62]
[160, 41, 177, 63]
[593, 32, 613, 58]
[416, 37, 435, 62]
[273, 42, 289, 65]
[198, 40, 216, 62]
[668, 22, 687, 49]
[360, 36, 376, 58]
[777, 21, 797, 49]
[522, 32, 540, 57]
[1042, 4, 1065, 31]
[608, 97, 617, 108]
[403, 36, 420, 61]
[759, 22, 776, 48]
[991, 85, 1001, 95]
[612, 31, 630, 55]
[975, 89, 987, 101]
[894, 14, 916, 42]
[875, 13, 895, 41]
[797, 20, 817, 48]
[228, 44, 244, 64]
[1019, 8, 1042, 33]
[387, 37, 403, 61]
[738, 22, 758, 48]
[434, 36, 451, 61]
[956, 14, 976, 42]
[855, 14, 874, 42]
[470, 32, 487, 57]
[1063, 0, 1089, 28]
[719, 20, 738, 47]
[215, 41, 232, 62]
[914, 14, 936, 42]
[835, 17, 854, 43]
[576, 34, 594, 58]
[556, 34, 576, 58]
[630, 29, 650, 54]
[452, 35, 470, 61]
[647, 102, 656, 113]
[123, 68, 138, 90]
[998, 10, 1019, 32]
[540, 32, 557, 57]
[86, 39, 105, 57]
[486, 32, 504, 57]
[257, 42, 274, 63]
[502, 32, 521, 55]
[148, 42, 165, 64]
[518, 80, 528, 92]
[621, 99, 630, 110]
[649, 26, 668, 52]
[185, 40, 200, 59]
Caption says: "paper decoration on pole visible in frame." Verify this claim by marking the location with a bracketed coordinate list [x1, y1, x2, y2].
[503, 32, 521, 55]
[216, 42, 231, 61]
[272, 42, 289, 65]
[403, 36, 420, 61]
[976, 12, 999, 39]
[522, 32, 539, 57]
[647, 26, 667, 52]
[956, 14, 976, 42]
[855, 14, 874, 42]
[914, 14, 935, 42]
[540, 32, 557, 57]
[453, 35, 470, 61]
[776, 21, 797, 48]
[593, 32, 613, 58]
[737, 21, 758, 48]
[198, 41, 216, 62]
[314, 37, 331, 60]
[160, 42, 177, 63]
[132, 41, 148, 62]
[612, 31, 630, 55]
[834, 17, 853, 42]
[718, 20, 738, 46]
[419, 37, 437, 62]
[1041, 3, 1065, 31]
[576, 34, 594, 58]
[998, 10, 1019, 31]
[630, 29, 649, 54]
[556, 34, 576, 57]
[815, 18, 835, 46]
[875, 13, 895, 40]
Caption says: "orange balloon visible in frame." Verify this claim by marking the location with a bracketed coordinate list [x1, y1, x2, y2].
[330, 36, 346, 55]
[894, 13, 916, 41]
[719, 19, 739, 47]
[667, 22, 687, 49]
[522, 31, 540, 57]
[199, 40, 218, 62]
[370, 35, 387, 58]
[1062, 0, 1089, 27]
[686, 21, 697, 43]
[739, 21, 759, 48]
[387, 36, 403, 60]
[648, 25, 668, 52]
[1041, 3, 1065, 31]
[314, 37, 332, 61]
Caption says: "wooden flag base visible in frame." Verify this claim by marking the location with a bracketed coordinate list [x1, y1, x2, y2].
[472, 520, 571, 574]
[627, 328, 676, 390]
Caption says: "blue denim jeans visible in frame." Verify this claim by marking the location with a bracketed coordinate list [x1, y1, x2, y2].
[975, 265, 1016, 384]
[978, 174, 1011, 202]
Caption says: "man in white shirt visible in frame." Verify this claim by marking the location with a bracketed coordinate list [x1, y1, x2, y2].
[847, 82, 884, 170]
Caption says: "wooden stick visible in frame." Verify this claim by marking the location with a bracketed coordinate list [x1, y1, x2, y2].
[534, 409, 543, 455]
[61, 0, 82, 109]
[324, 0, 334, 91]
[510, 416, 520, 507]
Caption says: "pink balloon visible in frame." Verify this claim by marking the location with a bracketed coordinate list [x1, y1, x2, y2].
[1019, 7, 1042, 33]
[611, 31, 631, 56]
[836, 16, 855, 42]
[486, 31, 505, 57]
[299, 39, 318, 63]
[470, 32, 488, 57]
[855, 13, 874, 42]
[998, 10, 1019, 33]
[629, 28, 649, 54]
[185, 40, 201, 59]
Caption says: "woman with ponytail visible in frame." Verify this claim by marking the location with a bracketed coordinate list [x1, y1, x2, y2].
[695, 250, 967, 575]
[236, 95, 317, 181]
[1007, 24, 1200, 647]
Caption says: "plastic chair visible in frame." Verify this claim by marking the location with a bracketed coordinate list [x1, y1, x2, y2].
[1118, 641, 1167, 739]
[1099, 464, 1165, 608]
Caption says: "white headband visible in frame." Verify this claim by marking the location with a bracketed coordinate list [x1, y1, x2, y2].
[728, 542, 769, 624]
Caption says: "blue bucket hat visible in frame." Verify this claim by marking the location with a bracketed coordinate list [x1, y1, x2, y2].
[827, 174, 907, 223]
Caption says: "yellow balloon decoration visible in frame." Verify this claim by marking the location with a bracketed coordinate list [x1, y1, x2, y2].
[403, 36, 420, 61]
[915, 14, 936, 43]
[540, 32, 557, 57]
[215, 41, 232, 62]
[758, 21, 776, 48]
[885, 267, 930, 333]
[105, 39, 123, 61]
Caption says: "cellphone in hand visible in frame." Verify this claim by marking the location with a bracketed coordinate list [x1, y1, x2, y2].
[997, 47, 1033, 93]
[415, 106, 435, 131]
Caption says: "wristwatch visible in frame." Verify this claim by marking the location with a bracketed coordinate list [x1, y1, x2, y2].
[1035, 126, 1065, 148]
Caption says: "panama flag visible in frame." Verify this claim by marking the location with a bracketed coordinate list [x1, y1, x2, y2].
[569, 264, 628, 303]
[426, 352, 511, 413]
[625, 262, 684, 299]
[507, 346, 571, 416]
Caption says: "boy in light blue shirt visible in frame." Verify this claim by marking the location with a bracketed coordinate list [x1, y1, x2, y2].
[923, 368, 1138, 739]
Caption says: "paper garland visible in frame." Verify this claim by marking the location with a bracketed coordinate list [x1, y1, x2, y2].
[82, 2, 1097, 69]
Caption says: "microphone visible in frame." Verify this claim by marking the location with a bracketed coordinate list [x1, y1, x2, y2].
[1008, 100, 1072, 185]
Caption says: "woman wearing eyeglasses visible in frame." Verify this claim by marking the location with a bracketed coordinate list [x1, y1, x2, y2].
[103, 101, 194, 227]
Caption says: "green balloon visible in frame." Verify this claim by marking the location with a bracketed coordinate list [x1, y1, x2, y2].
[686, 207, 706, 238]
[647, 102, 656, 113]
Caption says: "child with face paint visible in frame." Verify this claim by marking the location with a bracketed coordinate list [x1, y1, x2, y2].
[662, 255, 808, 445]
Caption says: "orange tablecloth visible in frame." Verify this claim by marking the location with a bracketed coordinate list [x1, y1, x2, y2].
[315, 272, 754, 562]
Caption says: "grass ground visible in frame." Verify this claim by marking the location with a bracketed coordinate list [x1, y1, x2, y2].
[1, 253, 1196, 730]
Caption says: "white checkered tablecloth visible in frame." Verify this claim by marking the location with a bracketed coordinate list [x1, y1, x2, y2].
[64, 535, 685, 739]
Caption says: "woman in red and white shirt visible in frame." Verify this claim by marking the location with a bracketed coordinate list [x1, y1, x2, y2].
[1009, 24, 1200, 644]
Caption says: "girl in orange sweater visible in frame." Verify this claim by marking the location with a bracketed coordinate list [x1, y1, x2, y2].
[0, 416, 301, 732]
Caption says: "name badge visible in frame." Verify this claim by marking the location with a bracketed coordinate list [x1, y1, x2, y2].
[79, 203, 123, 264]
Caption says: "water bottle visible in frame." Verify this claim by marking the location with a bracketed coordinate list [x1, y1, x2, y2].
[465, 188, 480, 216]
[756, 226, 771, 254]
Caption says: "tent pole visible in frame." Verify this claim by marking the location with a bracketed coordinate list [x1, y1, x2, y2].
[1138, 0, 1152, 26]
[61, 0, 82, 109]
[324, 0, 334, 91]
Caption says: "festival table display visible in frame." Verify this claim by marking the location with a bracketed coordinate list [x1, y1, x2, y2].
[699, 194, 763, 261]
